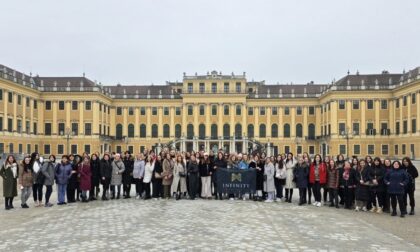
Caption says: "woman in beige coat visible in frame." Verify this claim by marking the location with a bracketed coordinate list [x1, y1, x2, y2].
[171, 155, 187, 200]
[284, 153, 297, 203]
[162, 153, 174, 199]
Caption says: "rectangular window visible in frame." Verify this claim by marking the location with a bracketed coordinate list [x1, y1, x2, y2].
[353, 122, 359, 135]
[72, 101, 78, 110]
[396, 121, 400, 135]
[140, 107, 146, 115]
[381, 100, 388, 109]
[224, 105, 229, 115]
[59, 101, 65, 110]
[152, 107, 157, 116]
[44, 144, 51, 155]
[296, 146, 302, 154]
[309, 146, 315, 155]
[382, 145, 389, 155]
[403, 120, 408, 134]
[0, 143, 3, 154]
[248, 107, 253, 116]
[72, 123, 78, 135]
[339, 144, 346, 155]
[0, 117, 2, 131]
[8, 92, 13, 103]
[236, 105, 241, 116]
[7, 118, 12, 132]
[212, 83, 217, 93]
[18, 144, 22, 153]
[395, 99, 400, 108]
[116, 107, 122, 115]
[26, 97, 30, 107]
[381, 122, 389, 135]
[284, 146, 290, 154]
[58, 144, 64, 155]
[211, 105, 217, 116]
[85, 123, 92, 135]
[163, 107, 169, 116]
[308, 106, 315, 115]
[402, 144, 406, 155]
[272, 107, 278, 115]
[25, 121, 30, 134]
[175, 107, 181, 116]
[394, 145, 399, 155]
[284, 107, 290, 115]
[58, 123, 65, 135]
[199, 83, 205, 93]
[199, 105, 205, 115]
[188, 83, 193, 93]
[403, 96, 407, 106]
[85, 101, 92, 110]
[367, 100, 374, 109]
[116, 146, 122, 154]
[339, 123, 346, 135]
[412, 93, 416, 104]
[84, 145, 91, 154]
[128, 146, 134, 154]
[45, 123, 52, 135]
[224, 83, 229, 93]
[128, 107, 134, 115]
[26, 144, 31, 154]
[236, 82, 241, 93]
[368, 144, 375, 155]
[34, 100, 37, 109]
[45, 101, 52, 110]
[353, 100, 360, 109]
[260, 107, 265, 116]
[296, 106, 302, 115]
[354, 144, 361, 155]
[71, 144, 78, 155]
[338, 100, 345, 110]
[0, 89, 2, 100]
[412, 119, 417, 133]
[188, 105, 193, 115]
[17, 95, 22, 105]
[17, 119, 22, 133]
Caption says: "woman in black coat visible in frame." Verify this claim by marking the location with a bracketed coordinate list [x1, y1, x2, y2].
[122, 152, 134, 198]
[89, 154, 101, 200]
[212, 152, 227, 200]
[368, 157, 386, 213]
[355, 159, 372, 211]
[402, 157, 419, 215]
[187, 155, 199, 200]
[67, 155, 81, 203]
[152, 155, 164, 199]
[99, 154, 113, 200]
[254, 155, 265, 201]
[294, 157, 309, 205]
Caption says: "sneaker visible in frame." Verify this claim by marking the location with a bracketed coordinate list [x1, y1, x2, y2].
[316, 202, 322, 207]
[370, 207, 377, 213]
[265, 199, 273, 203]
[229, 198, 234, 201]
[376, 207, 383, 214]
[362, 206, 367, 212]
[355, 206, 360, 212]
[312, 201, 318, 206]
[45, 203, 53, 207]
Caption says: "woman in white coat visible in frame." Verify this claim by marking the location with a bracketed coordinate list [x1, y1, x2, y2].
[171, 155, 187, 200]
[284, 153, 297, 203]
[264, 157, 275, 202]
[143, 155, 154, 200]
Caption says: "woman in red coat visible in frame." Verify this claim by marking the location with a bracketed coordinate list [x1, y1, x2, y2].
[309, 154, 327, 207]
[78, 156, 92, 203]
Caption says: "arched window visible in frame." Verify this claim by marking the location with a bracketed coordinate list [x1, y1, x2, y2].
[211, 124, 218, 139]
[140, 124, 146, 138]
[127, 124, 134, 138]
[235, 123, 242, 138]
[284, 123, 290, 138]
[223, 124, 230, 139]
[163, 124, 170, 138]
[175, 124, 181, 138]
[116, 124, 123, 139]
[259, 124, 266, 138]
[199, 124, 206, 139]
[187, 124, 194, 139]
[296, 123, 303, 138]
[151, 124, 158, 138]
[308, 123, 315, 139]
[271, 124, 278, 138]
[248, 124, 254, 138]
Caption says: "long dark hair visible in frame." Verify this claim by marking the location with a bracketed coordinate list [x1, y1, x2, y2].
[402, 157, 413, 167]
[312, 154, 322, 165]
[5, 154, 16, 166]
[22, 156, 32, 173]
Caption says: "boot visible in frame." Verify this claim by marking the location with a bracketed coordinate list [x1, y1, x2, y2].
[370, 206, 377, 213]
[111, 191, 115, 200]
[409, 208, 415, 215]
[376, 207, 383, 214]
[116, 191, 120, 199]
[176, 193, 181, 201]
[5, 198, 10, 210]
[391, 210, 397, 216]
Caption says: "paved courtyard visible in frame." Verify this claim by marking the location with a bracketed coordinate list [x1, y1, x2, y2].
[0, 193, 419, 252]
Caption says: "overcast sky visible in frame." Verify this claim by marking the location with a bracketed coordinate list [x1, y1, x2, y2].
[1, 0, 419, 85]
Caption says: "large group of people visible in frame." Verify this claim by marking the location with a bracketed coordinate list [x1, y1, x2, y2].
[0, 149, 418, 218]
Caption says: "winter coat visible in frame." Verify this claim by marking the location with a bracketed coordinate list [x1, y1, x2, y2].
[55, 162, 73, 185]
[78, 163, 92, 191]
[41, 161, 56, 186]
[212, 158, 227, 180]
[19, 164, 33, 187]
[369, 164, 386, 192]
[100, 159, 113, 179]
[152, 161, 163, 181]
[122, 157, 134, 184]
[263, 163, 275, 193]
[187, 161, 199, 174]
[171, 162, 187, 194]
[32, 160, 43, 185]
[327, 167, 339, 189]
[111, 160, 125, 185]
[199, 161, 213, 177]
[0, 163, 18, 197]
[162, 159, 174, 186]
[133, 160, 145, 179]
[355, 166, 372, 201]
[90, 159, 101, 187]
[293, 163, 309, 189]
[384, 168, 409, 195]
[339, 168, 357, 188]
[309, 162, 327, 184]
[284, 159, 296, 189]
[255, 161, 265, 190]
[143, 162, 155, 183]
[403, 164, 419, 191]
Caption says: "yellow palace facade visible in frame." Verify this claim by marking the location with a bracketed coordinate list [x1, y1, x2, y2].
[0, 64, 419, 159]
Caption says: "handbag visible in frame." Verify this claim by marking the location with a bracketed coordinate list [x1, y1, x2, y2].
[179, 171, 186, 177]
[154, 172, 162, 179]
[36, 170, 45, 184]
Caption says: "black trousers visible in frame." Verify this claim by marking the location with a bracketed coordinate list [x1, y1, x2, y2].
[152, 179, 163, 198]
[404, 188, 415, 209]
[4, 197, 14, 208]
[90, 178, 100, 199]
[67, 182, 77, 202]
[322, 184, 328, 202]
[298, 188, 307, 203]
[45, 185, 53, 204]
[390, 193, 405, 214]
[143, 182, 151, 199]
[285, 188, 293, 201]
[101, 178, 110, 198]
[369, 189, 384, 208]
[32, 183, 43, 202]
[134, 178, 143, 196]
[329, 188, 339, 206]
[123, 182, 132, 197]
[307, 183, 312, 203]
[110, 185, 121, 198]
[342, 187, 354, 209]
[312, 182, 321, 202]
[383, 191, 390, 211]
[275, 178, 284, 198]
[188, 174, 198, 199]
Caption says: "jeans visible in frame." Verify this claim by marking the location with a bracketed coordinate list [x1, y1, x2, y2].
[32, 183, 43, 202]
[45, 185, 53, 204]
[57, 184, 67, 204]
[110, 185, 121, 198]
[21, 186, 32, 205]
[312, 182, 321, 202]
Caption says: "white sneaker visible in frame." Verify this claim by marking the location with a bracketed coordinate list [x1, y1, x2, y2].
[362, 206, 367, 212]
[312, 201, 318, 206]
[265, 199, 273, 203]
[229, 198, 234, 201]
[355, 206, 360, 212]
[316, 202, 322, 207]
[242, 196, 246, 201]
[135, 195, 140, 199]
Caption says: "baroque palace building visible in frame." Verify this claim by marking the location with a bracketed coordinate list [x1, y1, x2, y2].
[0, 64, 420, 159]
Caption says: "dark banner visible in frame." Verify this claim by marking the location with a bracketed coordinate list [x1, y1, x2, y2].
[216, 168, 256, 194]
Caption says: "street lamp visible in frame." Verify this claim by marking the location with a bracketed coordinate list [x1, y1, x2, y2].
[341, 127, 355, 158]
[60, 127, 75, 155]
[123, 136, 129, 152]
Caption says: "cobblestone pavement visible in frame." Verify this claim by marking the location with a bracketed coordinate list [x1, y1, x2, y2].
[0, 195, 418, 252]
